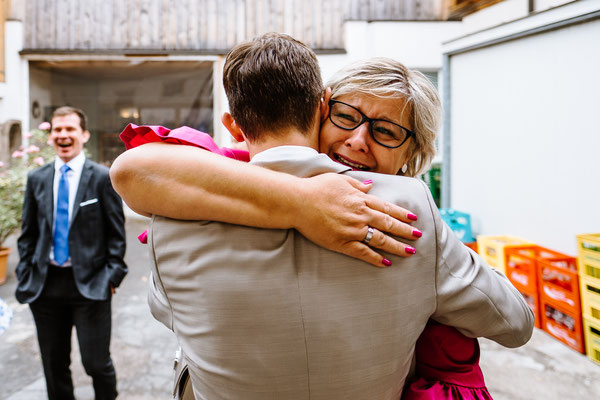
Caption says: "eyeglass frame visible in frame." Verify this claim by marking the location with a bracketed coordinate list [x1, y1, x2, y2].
[327, 99, 414, 149]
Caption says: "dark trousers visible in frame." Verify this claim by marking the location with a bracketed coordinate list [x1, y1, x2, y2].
[29, 266, 117, 400]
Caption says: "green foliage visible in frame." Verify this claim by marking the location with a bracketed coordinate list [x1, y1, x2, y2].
[0, 127, 55, 247]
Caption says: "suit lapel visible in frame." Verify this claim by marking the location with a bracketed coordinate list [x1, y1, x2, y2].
[43, 163, 56, 230]
[71, 160, 93, 224]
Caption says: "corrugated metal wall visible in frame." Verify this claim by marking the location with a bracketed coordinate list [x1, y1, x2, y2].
[23, 0, 443, 53]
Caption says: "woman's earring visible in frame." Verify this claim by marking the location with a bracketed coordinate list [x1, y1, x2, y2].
[401, 164, 408, 174]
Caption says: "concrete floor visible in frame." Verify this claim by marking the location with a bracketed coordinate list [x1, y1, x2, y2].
[1, 216, 599, 400]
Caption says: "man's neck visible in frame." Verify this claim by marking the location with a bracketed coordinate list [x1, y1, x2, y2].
[247, 129, 318, 159]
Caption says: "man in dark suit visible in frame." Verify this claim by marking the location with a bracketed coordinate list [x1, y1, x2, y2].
[15, 106, 127, 400]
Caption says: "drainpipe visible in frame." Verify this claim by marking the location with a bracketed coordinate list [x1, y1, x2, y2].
[441, 53, 451, 209]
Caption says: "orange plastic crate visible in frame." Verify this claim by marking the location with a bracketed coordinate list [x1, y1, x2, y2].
[505, 246, 575, 297]
[537, 253, 580, 314]
[505, 246, 540, 294]
[540, 297, 585, 354]
[580, 277, 600, 326]
[512, 281, 541, 329]
[464, 242, 478, 253]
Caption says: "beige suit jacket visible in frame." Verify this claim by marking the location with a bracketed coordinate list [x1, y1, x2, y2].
[148, 146, 534, 400]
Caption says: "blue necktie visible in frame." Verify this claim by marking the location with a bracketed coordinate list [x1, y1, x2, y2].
[54, 164, 70, 265]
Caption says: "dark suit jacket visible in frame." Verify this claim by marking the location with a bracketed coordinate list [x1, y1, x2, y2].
[15, 159, 128, 303]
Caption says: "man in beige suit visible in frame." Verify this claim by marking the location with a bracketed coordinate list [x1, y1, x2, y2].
[126, 34, 533, 399]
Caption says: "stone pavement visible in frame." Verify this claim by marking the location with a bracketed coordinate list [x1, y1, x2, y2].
[1, 215, 599, 400]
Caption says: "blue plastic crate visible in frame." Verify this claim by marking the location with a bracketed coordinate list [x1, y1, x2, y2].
[439, 208, 475, 243]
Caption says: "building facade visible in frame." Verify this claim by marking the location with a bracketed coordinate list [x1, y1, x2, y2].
[2, 0, 596, 254]
[0, 0, 460, 165]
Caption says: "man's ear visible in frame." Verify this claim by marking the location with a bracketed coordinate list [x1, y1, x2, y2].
[320, 87, 332, 124]
[82, 130, 91, 144]
[221, 113, 245, 142]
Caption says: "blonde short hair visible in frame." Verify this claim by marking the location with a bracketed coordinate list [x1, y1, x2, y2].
[326, 58, 441, 176]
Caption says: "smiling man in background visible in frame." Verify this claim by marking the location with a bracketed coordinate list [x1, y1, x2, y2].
[15, 106, 128, 400]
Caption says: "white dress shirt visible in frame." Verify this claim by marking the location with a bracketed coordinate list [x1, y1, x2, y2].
[49, 152, 86, 264]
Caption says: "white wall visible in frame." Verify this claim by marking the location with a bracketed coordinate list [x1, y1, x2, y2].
[318, 21, 464, 82]
[0, 20, 29, 133]
[535, 0, 575, 13]
[448, 15, 600, 255]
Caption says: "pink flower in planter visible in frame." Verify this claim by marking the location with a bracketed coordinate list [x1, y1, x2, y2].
[25, 145, 40, 154]
[23, 131, 33, 139]
[0, 161, 4, 168]
[38, 122, 51, 131]
[33, 156, 45, 166]
[11, 150, 24, 158]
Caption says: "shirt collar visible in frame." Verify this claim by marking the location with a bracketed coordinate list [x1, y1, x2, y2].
[250, 145, 319, 164]
[55, 152, 86, 174]
[250, 145, 351, 177]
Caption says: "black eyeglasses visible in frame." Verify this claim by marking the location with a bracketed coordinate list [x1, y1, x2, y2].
[328, 99, 414, 149]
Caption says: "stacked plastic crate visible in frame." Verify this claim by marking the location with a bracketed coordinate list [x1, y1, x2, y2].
[476, 235, 532, 275]
[538, 248, 583, 353]
[502, 245, 583, 352]
[503, 245, 543, 329]
[439, 209, 479, 252]
[577, 234, 600, 365]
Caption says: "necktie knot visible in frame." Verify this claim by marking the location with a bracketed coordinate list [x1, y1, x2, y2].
[60, 164, 70, 175]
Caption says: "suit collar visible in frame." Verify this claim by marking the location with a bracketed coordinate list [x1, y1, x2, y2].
[41, 163, 56, 228]
[71, 160, 94, 222]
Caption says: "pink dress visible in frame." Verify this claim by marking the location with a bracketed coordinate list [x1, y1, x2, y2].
[404, 321, 493, 399]
[120, 124, 493, 400]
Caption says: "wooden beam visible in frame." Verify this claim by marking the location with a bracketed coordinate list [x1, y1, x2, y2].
[445, 0, 505, 20]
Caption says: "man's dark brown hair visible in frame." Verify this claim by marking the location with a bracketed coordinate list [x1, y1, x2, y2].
[223, 32, 323, 142]
[51, 106, 88, 131]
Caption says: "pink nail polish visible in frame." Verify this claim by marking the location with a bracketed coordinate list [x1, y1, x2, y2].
[412, 229, 422, 238]
[407, 213, 418, 221]
[362, 179, 373, 185]
[405, 246, 416, 254]
[382, 258, 392, 266]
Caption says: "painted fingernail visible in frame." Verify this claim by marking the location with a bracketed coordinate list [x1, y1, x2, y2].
[412, 229, 422, 238]
[405, 246, 416, 254]
[362, 179, 373, 185]
[382, 258, 392, 266]
[407, 213, 418, 221]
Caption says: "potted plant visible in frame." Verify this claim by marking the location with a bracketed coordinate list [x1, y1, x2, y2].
[0, 123, 54, 284]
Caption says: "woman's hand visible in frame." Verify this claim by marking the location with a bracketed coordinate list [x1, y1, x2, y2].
[292, 173, 420, 268]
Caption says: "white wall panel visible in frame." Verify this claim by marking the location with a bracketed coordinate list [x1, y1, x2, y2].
[450, 19, 600, 254]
